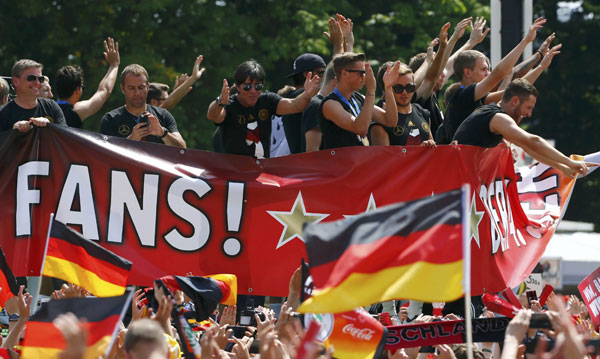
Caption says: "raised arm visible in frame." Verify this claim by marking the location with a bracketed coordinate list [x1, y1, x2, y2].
[413, 37, 437, 89]
[73, 37, 120, 121]
[372, 61, 400, 127]
[474, 17, 546, 101]
[207, 79, 230, 124]
[161, 55, 205, 111]
[415, 22, 450, 100]
[276, 72, 320, 115]
[512, 32, 556, 79]
[445, 16, 489, 78]
[323, 17, 344, 55]
[523, 43, 561, 84]
[337, 13, 354, 53]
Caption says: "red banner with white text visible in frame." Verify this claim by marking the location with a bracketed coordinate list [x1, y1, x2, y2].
[0, 125, 575, 296]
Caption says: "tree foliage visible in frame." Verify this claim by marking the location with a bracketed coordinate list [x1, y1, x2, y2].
[1, 0, 599, 225]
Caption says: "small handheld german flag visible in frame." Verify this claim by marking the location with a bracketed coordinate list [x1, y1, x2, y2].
[0, 246, 19, 309]
[21, 292, 132, 359]
[42, 219, 132, 297]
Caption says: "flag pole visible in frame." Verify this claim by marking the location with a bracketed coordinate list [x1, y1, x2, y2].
[105, 289, 135, 358]
[461, 185, 473, 359]
[31, 213, 54, 315]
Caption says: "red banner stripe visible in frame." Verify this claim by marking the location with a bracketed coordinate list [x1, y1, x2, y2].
[46, 236, 129, 286]
[310, 223, 462, 289]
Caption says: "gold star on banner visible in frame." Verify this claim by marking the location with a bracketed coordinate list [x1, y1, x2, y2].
[470, 192, 485, 248]
[343, 193, 378, 219]
[267, 191, 329, 249]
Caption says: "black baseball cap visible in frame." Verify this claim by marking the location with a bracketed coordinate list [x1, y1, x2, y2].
[286, 53, 326, 78]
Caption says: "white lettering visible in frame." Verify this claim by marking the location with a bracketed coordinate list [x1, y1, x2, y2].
[107, 171, 159, 246]
[55, 165, 99, 240]
[164, 177, 212, 251]
[583, 285, 596, 302]
[16, 161, 50, 236]
[342, 324, 375, 341]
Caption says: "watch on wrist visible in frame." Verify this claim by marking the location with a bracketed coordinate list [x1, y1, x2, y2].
[9, 314, 19, 322]
[216, 96, 226, 107]
[160, 127, 168, 139]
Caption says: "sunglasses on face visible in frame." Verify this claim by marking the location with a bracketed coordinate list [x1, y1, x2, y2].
[392, 83, 416, 94]
[26, 75, 45, 83]
[314, 69, 325, 77]
[242, 83, 264, 91]
[345, 69, 366, 76]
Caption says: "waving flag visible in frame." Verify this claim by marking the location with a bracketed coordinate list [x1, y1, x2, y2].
[42, 219, 132, 297]
[0, 246, 19, 308]
[299, 190, 465, 314]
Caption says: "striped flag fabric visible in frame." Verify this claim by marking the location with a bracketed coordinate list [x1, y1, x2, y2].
[299, 189, 465, 314]
[42, 219, 132, 297]
[21, 293, 132, 359]
[0, 246, 19, 308]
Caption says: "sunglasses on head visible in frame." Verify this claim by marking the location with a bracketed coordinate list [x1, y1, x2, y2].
[242, 83, 264, 91]
[392, 83, 416, 94]
[26, 75, 45, 83]
[345, 69, 366, 75]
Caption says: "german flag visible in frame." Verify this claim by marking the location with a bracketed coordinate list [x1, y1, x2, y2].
[157, 274, 237, 321]
[299, 190, 465, 314]
[0, 246, 19, 308]
[42, 220, 132, 297]
[21, 293, 132, 359]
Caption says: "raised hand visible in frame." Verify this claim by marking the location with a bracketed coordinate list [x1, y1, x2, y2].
[190, 55, 206, 81]
[525, 18, 546, 43]
[539, 44, 561, 70]
[104, 37, 120, 66]
[538, 33, 556, 55]
[219, 79, 230, 105]
[470, 16, 490, 45]
[452, 17, 472, 40]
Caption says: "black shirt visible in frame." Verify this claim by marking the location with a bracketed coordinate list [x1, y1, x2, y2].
[436, 84, 486, 144]
[416, 92, 443, 137]
[100, 105, 178, 144]
[370, 103, 431, 146]
[218, 91, 281, 158]
[0, 98, 66, 132]
[453, 103, 504, 148]
[319, 91, 365, 149]
[301, 94, 324, 151]
[57, 101, 83, 128]
[281, 88, 304, 154]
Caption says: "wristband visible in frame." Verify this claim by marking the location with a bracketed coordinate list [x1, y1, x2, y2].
[160, 127, 168, 139]
[536, 50, 544, 57]
[366, 93, 375, 97]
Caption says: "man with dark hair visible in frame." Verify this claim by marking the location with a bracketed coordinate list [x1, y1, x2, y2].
[281, 53, 326, 154]
[147, 83, 170, 107]
[453, 79, 591, 178]
[55, 37, 120, 128]
[207, 59, 320, 158]
[370, 62, 435, 147]
[318, 52, 399, 149]
[436, 18, 546, 144]
[100, 64, 186, 147]
[0, 59, 65, 133]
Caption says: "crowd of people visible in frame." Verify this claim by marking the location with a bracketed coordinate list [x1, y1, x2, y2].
[0, 10, 597, 359]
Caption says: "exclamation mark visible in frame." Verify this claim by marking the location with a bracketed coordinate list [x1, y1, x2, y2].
[222, 181, 245, 257]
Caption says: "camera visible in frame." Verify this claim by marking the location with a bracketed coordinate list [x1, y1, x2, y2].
[239, 308, 265, 327]
[136, 113, 150, 126]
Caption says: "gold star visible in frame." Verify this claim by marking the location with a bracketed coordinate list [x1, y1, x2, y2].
[267, 191, 329, 249]
[470, 192, 485, 248]
[343, 193, 378, 219]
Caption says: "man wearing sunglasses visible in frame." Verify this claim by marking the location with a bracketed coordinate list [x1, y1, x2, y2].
[318, 52, 399, 149]
[207, 59, 320, 158]
[370, 62, 435, 147]
[100, 64, 186, 148]
[0, 59, 65, 133]
[453, 79, 592, 178]
[55, 37, 120, 128]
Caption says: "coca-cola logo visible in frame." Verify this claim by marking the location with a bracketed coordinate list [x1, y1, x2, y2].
[342, 324, 375, 341]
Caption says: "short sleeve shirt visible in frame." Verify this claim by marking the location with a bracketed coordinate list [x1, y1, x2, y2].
[218, 91, 281, 157]
[100, 105, 178, 144]
[0, 98, 66, 132]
